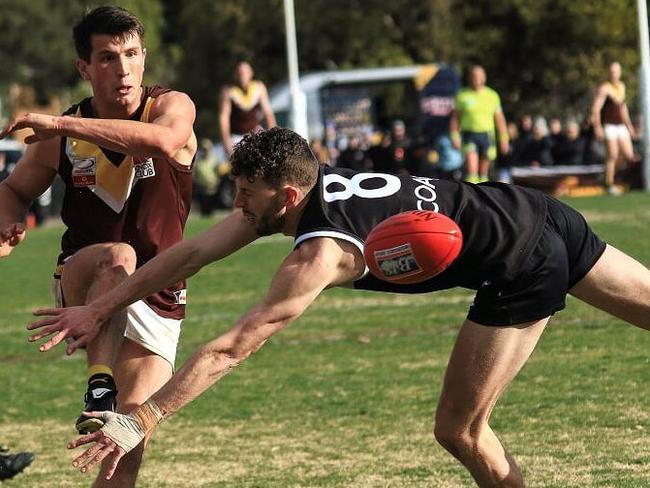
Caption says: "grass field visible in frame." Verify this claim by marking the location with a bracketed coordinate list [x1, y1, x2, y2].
[1, 192, 650, 487]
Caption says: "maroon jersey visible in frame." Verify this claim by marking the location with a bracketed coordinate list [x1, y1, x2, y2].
[600, 82, 626, 125]
[57, 86, 193, 319]
[228, 81, 264, 134]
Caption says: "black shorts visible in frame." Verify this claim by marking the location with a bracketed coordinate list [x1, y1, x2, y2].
[461, 131, 493, 158]
[467, 195, 607, 326]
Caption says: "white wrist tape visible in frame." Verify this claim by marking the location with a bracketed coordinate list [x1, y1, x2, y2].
[100, 400, 164, 453]
[101, 412, 146, 453]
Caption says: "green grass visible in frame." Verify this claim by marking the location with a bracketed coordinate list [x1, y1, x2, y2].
[1, 192, 650, 487]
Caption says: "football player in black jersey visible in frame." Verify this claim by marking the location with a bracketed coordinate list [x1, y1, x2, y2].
[29, 128, 650, 487]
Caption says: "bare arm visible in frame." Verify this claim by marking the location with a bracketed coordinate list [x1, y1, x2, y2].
[28, 210, 260, 351]
[0, 138, 59, 257]
[494, 109, 509, 154]
[0, 91, 196, 159]
[258, 82, 277, 129]
[591, 84, 607, 139]
[218, 87, 234, 156]
[449, 109, 461, 149]
[152, 238, 357, 414]
[67, 237, 365, 477]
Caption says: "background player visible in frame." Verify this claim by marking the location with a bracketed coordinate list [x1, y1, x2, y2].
[450, 65, 509, 183]
[28, 128, 650, 487]
[0, 5, 196, 487]
[590, 61, 639, 195]
[218, 60, 276, 158]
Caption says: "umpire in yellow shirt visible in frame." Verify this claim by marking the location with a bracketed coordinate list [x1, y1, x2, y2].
[450, 65, 509, 183]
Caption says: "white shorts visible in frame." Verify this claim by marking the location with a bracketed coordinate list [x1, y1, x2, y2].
[52, 277, 181, 369]
[603, 124, 630, 140]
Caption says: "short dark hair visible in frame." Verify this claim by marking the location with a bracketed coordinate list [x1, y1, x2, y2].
[231, 127, 319, 189]
[235, 59, 253, 69]
[73, 6, 145, 62]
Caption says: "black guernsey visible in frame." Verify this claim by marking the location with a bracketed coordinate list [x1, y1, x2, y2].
[295, 165, 548, 293]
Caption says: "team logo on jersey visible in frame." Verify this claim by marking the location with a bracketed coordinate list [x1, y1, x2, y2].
[173, 289, 187, 305]
[134, 158, 156, 180]
[373, 243, 422, 279]
[71, 157, 97, 186]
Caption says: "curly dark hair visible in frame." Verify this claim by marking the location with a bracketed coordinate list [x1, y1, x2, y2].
[231, 127, 319, 189]
[73, 6, 145, 62]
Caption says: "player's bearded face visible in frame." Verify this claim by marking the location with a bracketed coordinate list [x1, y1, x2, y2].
[255, 193, 286, 236]
[236, 176, 286, 236]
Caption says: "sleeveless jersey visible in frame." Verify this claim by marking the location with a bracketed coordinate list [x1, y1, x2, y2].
[57, 86, 193, 319]
[229, 81, 263, 134]
[295, 165, 548, 293]
[600, 81, 625, 125]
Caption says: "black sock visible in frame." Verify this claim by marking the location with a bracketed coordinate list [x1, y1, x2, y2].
[88, 373, 116, 391]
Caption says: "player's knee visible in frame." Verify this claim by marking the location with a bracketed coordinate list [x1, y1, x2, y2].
[434, 422, 467, 454]
[97, 243, 137, 274]
[433, 406, 478, 455]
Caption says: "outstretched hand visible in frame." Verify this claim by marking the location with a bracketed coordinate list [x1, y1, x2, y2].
[0, 113, 62, 143]
[27, 305, 104, 354]
[68, 412, 129, 479]
[0, 223, 26, 258]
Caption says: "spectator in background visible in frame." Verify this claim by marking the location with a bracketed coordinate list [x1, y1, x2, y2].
[553, 120, 587, 165]
[495, 122, 526, 183]
[549, 118, 562, 138]
[519, 114, 533, 141]
[388, 119, 412, 174]
[367, 120, 412, 175]
[590, 61, 640, 194]
[310, 138, 331, 165]
[406, 134, 428, 176]
[324, 122, 340, 166]
[365, 131, 392, 172]
[337, 133, 369, 171]
[581, 116, 606, 165]
[549, 117, 566, 163]
[450, 65, 509, 183]
[193, 139, 220, 216]
[361, 131, 376, 152]
[430, 133, 463, 181]
[219, 60, 276, 158]
[506, 122, 528, 166]
[521, 116, 554, 167]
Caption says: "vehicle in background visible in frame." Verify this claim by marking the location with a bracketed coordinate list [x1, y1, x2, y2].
[268, 64, 460, 145]
[0, 139, 24, 175]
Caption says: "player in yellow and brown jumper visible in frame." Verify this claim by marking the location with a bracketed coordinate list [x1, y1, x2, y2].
[219, 60, 276, 158]
[590, 61, 640, 195]
[0, 6, 196, 487]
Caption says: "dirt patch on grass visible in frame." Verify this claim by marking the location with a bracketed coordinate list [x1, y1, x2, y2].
[312, 292, 472, 311]
[582, 209, 650, 225]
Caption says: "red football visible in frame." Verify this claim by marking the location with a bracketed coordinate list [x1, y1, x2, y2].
[364, 210, 463, 284]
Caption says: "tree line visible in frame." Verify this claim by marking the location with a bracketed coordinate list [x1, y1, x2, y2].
[0, 0, 641, 138]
